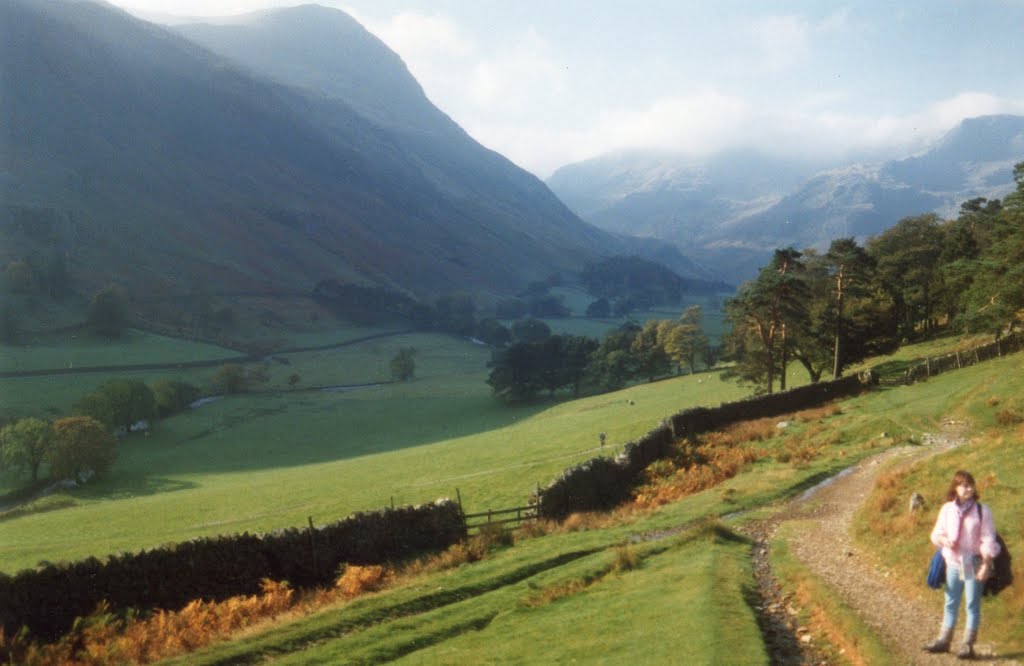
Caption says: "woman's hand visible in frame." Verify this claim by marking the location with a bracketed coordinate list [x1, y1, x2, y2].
[976, 560, 992, 582]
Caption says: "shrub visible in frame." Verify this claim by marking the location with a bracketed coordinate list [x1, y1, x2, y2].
[86, 285, 129, 338]
[475, 522, 514, 549]
[152, 380, 201, 418]
[335, 565, 390, 599]
[612, 545, 639, 572]
[995, 409, 1023, 425]
[2, 580, 296, 665]
[210, 364, 247, 394]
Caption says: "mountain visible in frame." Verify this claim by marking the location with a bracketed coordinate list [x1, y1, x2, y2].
[548, 116, 1024, 281]
[174, 6, 450, 137]
[1, 0, 702, 318]
[171, 5, 716, 284]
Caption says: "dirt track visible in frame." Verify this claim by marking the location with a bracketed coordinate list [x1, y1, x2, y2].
[742, 421, 1021, 665]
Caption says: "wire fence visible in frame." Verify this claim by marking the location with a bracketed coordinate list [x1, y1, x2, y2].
[883, 331, 1024, 386]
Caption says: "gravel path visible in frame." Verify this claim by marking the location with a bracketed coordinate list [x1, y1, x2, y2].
[741, 420, 1021, 665]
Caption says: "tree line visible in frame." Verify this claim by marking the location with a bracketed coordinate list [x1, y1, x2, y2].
[486, 306, 715, 403]
[723, 162, 1024, 394]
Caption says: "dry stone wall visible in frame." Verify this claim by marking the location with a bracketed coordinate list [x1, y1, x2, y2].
[0, 499, 465, 642]
[536, 374, 870, 520]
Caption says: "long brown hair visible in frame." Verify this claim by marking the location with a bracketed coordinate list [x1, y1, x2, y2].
[945, 470, 980, 502]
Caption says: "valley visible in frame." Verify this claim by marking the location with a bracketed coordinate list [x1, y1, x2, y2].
[2, 0, 1023, 662]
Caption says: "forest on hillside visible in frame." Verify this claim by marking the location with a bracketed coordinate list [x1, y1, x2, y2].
[723, 162, 1024, 394]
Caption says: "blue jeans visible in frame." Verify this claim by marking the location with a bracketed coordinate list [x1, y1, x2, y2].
[944, 558, 982, 632]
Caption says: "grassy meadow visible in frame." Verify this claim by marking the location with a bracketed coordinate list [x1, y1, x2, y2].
[3, 321, 1024, 663]
[1, 327, 753, 573]
[165, 344, 1023, 666]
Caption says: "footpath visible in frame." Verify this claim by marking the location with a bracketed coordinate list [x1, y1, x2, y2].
[742, 420, 1021, 665]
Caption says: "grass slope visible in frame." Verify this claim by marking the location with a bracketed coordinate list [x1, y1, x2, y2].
[161, 343, 1024, 664]
[1, 331, 753, 572]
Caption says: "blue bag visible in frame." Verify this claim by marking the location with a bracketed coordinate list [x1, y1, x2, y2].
[927, 549, 946, 589]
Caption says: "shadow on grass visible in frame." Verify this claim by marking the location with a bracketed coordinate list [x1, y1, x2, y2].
[75, 475, 198, 501]
[110, 392, 551, 481]
[871, 358, 924, 381]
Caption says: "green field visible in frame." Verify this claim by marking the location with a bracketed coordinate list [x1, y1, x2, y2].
[0, 329, 752, 572]
[166, 344, 1024, 665]
[3, 326, 1023, 662]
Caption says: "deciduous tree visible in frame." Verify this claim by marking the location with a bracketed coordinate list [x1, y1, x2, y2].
[210, 363, 247, 395]
[87, 285, 129, 338]
[74, 380, 157, 430]
[49, 416, 117, 483]
[630, 320, 672, 382]
[661, 306, 709, 375]
[0, 417, 54, 482]
[390, 347, 417, 381]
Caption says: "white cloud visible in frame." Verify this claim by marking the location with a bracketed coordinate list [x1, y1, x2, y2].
[744, 15, 812, 71]
[367, 11, 475, 59]
[816, 7, 851, 32]
[593, 92, 751, 154]
[464, 90, 752, 177]
[473, 90, 1024, 177]
[468, 28, 567, 112]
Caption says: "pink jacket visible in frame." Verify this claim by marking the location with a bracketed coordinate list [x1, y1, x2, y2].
[930, 500, 1000, 566]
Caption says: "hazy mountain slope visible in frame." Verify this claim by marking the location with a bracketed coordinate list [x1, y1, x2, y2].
[549, 118, 1024, 281]
[547, 149, 818, 221]
[175, 5, 450, 136]
[171, 5, 715, 283]
[882, 115, 1024, 194]
[0, 0, 645, 309]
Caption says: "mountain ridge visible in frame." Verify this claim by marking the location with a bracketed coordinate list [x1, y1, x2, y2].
[4, 0, 713, 319]
[547, 116, 1024, 280]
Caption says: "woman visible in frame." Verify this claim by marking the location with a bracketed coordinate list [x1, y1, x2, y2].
[922, 470, 1001, 659]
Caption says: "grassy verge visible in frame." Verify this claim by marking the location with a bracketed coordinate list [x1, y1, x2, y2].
[164, 522, 766, 666]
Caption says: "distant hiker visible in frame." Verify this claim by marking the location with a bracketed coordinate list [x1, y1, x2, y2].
[922, 470, 1001, 659]
[599, 432, 606, 448]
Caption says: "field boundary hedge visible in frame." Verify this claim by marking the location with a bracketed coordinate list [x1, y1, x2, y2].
[0, 500, 465, 642]
[534, 373, 872, 520]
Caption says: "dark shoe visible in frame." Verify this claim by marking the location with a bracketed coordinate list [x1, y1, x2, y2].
[922, 638, 951, 653]
[956, 643, 974, 659]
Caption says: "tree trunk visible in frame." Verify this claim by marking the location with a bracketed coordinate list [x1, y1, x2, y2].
[779, 323, 788, 391]
[832, 265, 844, 379]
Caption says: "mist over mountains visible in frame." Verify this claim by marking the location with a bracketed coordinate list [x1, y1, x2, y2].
[5, 0, 1019, 308]
[2, 0, 714, 313]
[548, 115, 1024, 280]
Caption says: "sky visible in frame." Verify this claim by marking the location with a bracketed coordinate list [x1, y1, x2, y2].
[111, 0, 1024, 178]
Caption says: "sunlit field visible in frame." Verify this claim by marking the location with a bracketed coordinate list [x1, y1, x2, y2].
[0, 327, 752, 573]
[164, 346, 1024, 666]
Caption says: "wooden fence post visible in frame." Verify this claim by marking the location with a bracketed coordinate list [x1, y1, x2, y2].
[308, 515, 318, 578]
